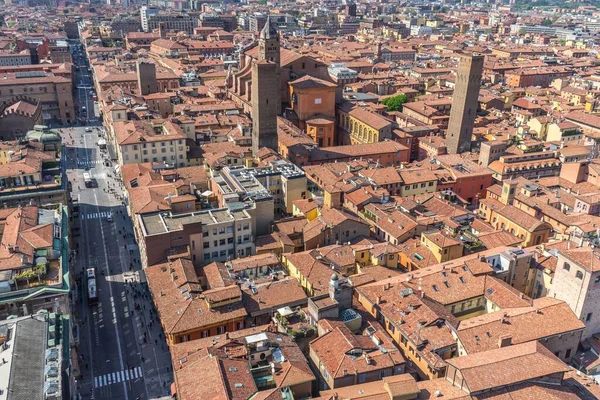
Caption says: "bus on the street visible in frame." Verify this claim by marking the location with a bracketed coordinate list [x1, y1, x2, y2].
[83, 172, 92, 188]
[87, 267, 98, 304]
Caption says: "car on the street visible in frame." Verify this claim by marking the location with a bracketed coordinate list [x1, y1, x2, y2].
[85, 127, 92, 132]
[106, 214, 113, 222]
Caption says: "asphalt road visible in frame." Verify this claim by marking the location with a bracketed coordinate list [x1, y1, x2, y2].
[65, 41, 173, 400]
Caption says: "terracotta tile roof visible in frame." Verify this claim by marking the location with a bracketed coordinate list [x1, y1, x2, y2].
[254, 232, 290, 252]
[127, 184, 175, 215]
[203, 285, 242, 304]
[146, 259, 246, 336]
[284, 251, 338, 295]
[456, 297, 585, 354]
[357, 279, 456, 372]
[349, 264, 403, 287]
[309, 141, 408, 163]
[226, 253, 279, 274]
[340, 102, 393, 131]
[151, 38, 186, 50]
[481, 198, 551, 232]
[478, 380, 584, 400]
[319, 374, 419, 400]
[201, 261, 234, 289]
[241, 277, 307, 316]
[0, 206, 49, 271]
[446, 341, 570, 393]
[292, 198, 318, 214]
[463, 259, 494, 276]
[289, 74, 337, 89]
[0, 148, 52, 178]
[423, 231, 462, 247]
[477, 230, 523, 249]
[370, 242, 401, 258]
[303, 208, 368, 242]
[310, 323, 405, 380]
[481, 276, 533, 309]
[397, 237, 439, 270]
[566, 111, 600, 130]
[560, 247, 600, 272]
[415, 379, 471, 399]
[274, 217, 308, 236]
[173, 353, 229, 400]
[170, 324, 270, 365]
[358, 167, 402, 186]
[114, 120, 187, 146]
[364, 204, 418, 241]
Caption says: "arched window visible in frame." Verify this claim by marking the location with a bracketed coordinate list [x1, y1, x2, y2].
[564, 263, 571, 272]
[576, 270, 584, 280]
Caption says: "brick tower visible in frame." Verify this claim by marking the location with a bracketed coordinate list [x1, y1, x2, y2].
[251, 16, 281, 157]
[446, 54, 484, 154]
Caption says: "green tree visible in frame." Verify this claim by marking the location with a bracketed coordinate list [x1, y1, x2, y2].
[541, 18, 552, 26]
[381, 94, 408, 112]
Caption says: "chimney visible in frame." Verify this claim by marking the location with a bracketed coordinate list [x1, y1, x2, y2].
[498, 335, 512, 348]
[376, 295, 382, 304]
[364, 353, 371, 365]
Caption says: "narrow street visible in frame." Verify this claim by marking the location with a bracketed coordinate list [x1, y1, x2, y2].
[64, 40, 173, 400]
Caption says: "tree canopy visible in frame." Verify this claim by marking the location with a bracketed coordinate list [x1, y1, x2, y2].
[381, 94, 408, 112]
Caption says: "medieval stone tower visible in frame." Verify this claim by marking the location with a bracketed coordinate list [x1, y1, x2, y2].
[446, 54, 484, 154]
[251, 16, 281, 157]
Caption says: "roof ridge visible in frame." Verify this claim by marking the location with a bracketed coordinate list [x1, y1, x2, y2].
[168, 300, 193, 334]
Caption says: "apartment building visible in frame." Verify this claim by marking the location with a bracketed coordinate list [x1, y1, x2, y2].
[478, 201, 553, 248]
[169, 327, 315, 399]
[94, 63, 179, 93]
[114, 120, 188, 167]
[434, 154, 495, 205]
[0, 205, 70, 318]
[317, 341, 595, 400]
[210, 161, 307, 235]
[505, 67, 572, 88]
[0, 51, 32, 67]
[140, 7, 197, 34]
[479, 180, 554, 247]
[309, 321, 406, 390]
[420, 230, 464, 263]
[137, 208, 255, 267]
[0, 131, 67, 207]
[356, 261, 584, 379]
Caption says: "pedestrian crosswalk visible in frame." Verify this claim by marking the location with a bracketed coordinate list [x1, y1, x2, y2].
[82, 212, 112, 220]
[78, 160, 103, 167]
[94, 367, 143, 388]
